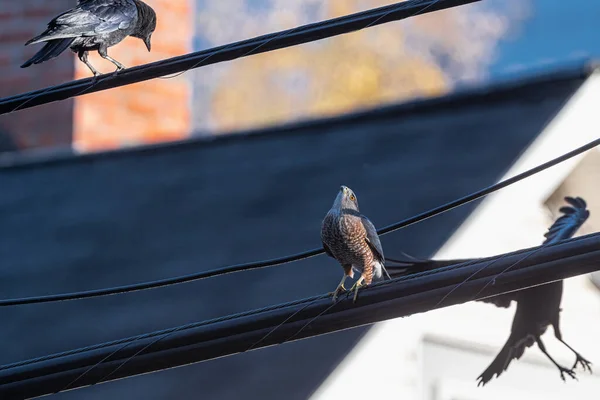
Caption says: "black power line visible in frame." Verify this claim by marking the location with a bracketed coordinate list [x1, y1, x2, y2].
[0, 0, 481, 115]
[1, 137, 598, 307]
[1, 232, 600, 399]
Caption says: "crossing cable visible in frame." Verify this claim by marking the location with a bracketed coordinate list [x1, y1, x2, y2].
[0, 137, 599, 307]
[0, 0, 481, 115]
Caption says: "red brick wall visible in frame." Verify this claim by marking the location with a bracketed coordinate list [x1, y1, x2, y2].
[0, 0, 194, 154]
[73, 0, 194, 152]
[0, 0, 75, 151]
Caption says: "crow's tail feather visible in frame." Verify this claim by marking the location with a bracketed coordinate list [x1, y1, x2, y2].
[477, 333, 532, 386]
[385, 252, 473, 278]
[477, 340, 513, 386]
[24, 29, 62, 46]
[21, 38, 74, 68]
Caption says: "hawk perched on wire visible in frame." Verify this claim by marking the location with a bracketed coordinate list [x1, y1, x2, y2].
[321, 186, 389, 302]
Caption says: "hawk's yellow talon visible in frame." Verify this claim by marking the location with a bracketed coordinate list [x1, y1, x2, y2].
[331, 275, 349, 302]
[349, 277, 365, 303]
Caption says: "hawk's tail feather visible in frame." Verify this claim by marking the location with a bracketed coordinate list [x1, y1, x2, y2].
[21, 38, 74, 68]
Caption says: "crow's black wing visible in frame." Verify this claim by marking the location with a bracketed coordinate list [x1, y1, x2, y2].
[544, 196, 589, 244]
[478, 196, 589, 309]
[59, 0, 137, 34]
[478, 292, 520, 308]
[29, 0, 137, 43]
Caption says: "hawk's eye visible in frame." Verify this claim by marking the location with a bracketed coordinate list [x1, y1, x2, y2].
[349, 194, 356, 202]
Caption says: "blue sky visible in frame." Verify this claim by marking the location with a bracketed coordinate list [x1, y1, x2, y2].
[490, 0, 600, 75]
[193, 0, 600, 79]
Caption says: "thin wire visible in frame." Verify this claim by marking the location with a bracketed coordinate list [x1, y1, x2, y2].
[64, 291, 344, 394]
[93, 323, 189, 385]
[10, 85, 65, 113]
[158, 24, 305, 81]
[0, 0, 451, 306]
[95, 293, 344, 387]
[10, 14, 308, 115]
[436, 198, 589, 307]
[433, 256, 502, 307]
[3, 233, 588, 386]
[0, 256, 483, 371]
[4, 237, 598, 399]
[0, 0, 478, 114]
[4, 234, 591, 397]
[65, 288, 324, 391]
[59, 338, 135, 392]
[5, 235, 579, 372]
[1, 137, 598, 308]
[158, 0, 444, 82]
[283, 296, 345, 343]
[3, 235, 582, 384]
[469, 247, 543, 301]
[0, 291, 333, 370]
[246, 298, 321, 351]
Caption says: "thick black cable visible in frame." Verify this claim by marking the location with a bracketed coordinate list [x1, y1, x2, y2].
[0, 0, 480, 115]
[0, 137, 598, 307]
[0, 233, 589, 373]
[0, 242, 540, 372]
[2, 233, 600, 399]
[0, 292, 332, 371]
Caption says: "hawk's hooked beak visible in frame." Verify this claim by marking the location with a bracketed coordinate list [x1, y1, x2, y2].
[340, 185, 348, 194]
[144, 36, 152, 52]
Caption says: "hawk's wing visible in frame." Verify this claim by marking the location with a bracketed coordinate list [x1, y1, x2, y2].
[44, 0, 137, 39]
[322, 241, 335, 258]
[478, 196, 589, 309]
[361, 215, 384, 263]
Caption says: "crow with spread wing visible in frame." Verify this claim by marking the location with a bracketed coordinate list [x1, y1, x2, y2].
[386, 196, 593, 385]
[474, 196, 592, 385]
[21, 0, 156, 76]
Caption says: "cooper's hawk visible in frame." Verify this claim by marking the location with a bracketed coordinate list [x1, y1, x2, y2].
[321, 185, 389, 302]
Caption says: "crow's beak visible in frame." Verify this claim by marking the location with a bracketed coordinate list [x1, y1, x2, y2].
[144, 36, 152, 52]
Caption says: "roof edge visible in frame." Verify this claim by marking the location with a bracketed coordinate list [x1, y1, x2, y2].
[1, 58, 598, 171]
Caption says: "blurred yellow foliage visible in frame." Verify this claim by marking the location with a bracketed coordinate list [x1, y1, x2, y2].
[210, 31, 446, 131]
[205, 0, 510, 132]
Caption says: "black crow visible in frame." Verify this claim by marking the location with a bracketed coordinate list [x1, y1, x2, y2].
[475, 196, 592, 385]
[386, 196, 593, 385]
[21, 0, 157, 76]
